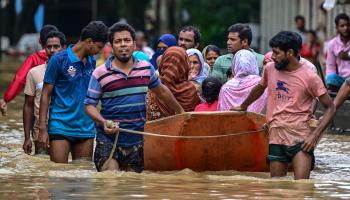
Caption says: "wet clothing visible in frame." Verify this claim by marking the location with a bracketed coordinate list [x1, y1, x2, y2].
[94, 133, 144, 173]
[260, 61, 327, 146]
[84, 56, 160, 146]
[3, 50, 48, 103]
[24, 63, 47, 141]
[49, 134, 93, 144]
[44, 46, 95, 138]
[267, 142, 315, 170]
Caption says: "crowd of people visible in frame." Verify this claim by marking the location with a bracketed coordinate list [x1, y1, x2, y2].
[0, 12, 349, 180]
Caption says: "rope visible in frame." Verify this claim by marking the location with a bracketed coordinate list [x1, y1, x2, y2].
[100, 132, 119, 171]
[100, 125, 267, 170]
[119, 126, 266, 139]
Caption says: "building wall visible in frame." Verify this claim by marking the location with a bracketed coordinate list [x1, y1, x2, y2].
[260, 0, 350, 53]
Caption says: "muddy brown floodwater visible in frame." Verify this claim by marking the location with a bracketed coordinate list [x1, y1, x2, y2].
[0, 58, 349, 199]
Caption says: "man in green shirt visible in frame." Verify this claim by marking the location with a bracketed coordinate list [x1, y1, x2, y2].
[212, 23, 264, 82]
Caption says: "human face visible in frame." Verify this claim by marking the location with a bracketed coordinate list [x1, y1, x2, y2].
[178, 31, 197, 49]
[227, 32, 243, 54]
[112, 30, 135, 63]
[271, 47, 289, 70]
[337, 19, 350, 38]
[157, 41, 168, 51]
[296, 19, 305, 30]
[135, 35, 144, 50]
[86, 40, 105, 56]
[188, 54, 201, 79]
[306, 32, 315, 43]
[206, 50, 219, 67]
[44, 37, 63, 58]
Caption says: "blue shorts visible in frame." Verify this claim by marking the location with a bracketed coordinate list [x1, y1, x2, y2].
[326, 73, 345, 88]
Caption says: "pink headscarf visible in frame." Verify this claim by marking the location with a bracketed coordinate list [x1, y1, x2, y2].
[218, 50, 267, 113]
[263, 51, 273, 66]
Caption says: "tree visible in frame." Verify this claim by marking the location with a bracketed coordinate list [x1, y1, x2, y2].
[179, 0, 260, 49]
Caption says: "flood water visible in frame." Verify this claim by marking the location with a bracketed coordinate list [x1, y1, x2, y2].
[1, 58, 350, 199]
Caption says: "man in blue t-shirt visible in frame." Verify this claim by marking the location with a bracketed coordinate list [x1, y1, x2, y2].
[38, 21, 108, 163]
[84, 22, 184, 172]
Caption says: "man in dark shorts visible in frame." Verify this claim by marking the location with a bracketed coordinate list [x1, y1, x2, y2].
[232, 31, 335, 179]
[23, 30, 66, 155]
[84, 22, 184, 172]
[37, 21, 108, 163]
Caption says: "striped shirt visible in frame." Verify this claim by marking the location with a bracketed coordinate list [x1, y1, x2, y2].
[84, 56, 160, 146]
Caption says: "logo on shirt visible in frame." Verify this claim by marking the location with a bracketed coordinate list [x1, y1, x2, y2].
[276, 80, 289, 93]
[275, 80, 293, 103]
[67, 66, 76, 77]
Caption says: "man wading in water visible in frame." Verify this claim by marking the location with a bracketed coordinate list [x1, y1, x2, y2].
[84, 22, 184, 172]
[23, 31, 66, 155]
[232, 31, 335, 180]
[38, 21, 108, 163]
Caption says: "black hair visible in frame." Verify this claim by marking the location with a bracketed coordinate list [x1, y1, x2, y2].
[269, 31, 301, 55]
[205, 45, 221, 57]
[294, 15, 305, 23]
[335, 13, 350, 26]
[307, 30, 317, 38]
[44, 31, 66, 46]
[227, 23, 252, 45]
[226, 68, 232, 79]
[292, 32, 303, 51]
[80, 21, 108, 43]
[202, 77, 222, 104]
[39, 24, 58, 45]
[108, 22, 136, 44]
[179, 25, 201, 44]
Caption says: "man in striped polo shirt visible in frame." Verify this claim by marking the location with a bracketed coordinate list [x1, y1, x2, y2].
[84, 22, 184, 172]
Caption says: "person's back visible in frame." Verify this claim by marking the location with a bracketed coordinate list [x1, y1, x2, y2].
[147, 46, 200, 120]
[194, 77, 222, 112]
[218, 50, 267, 113]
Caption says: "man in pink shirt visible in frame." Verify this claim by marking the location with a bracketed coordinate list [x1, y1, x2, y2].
[326, 13, 350, 91]
[233, 31, 335, 180]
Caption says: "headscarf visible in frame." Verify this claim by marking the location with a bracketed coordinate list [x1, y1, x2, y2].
[150, 34, 177, 69]
[232, 49, 259, 78]
[186, 48, 207, 85]
[218, 49, 267, 113]
[202, 45, 209, 61]
[147, 47, 200, 119]
[133, 51, 150, 61]
[263, 51, 273, 65]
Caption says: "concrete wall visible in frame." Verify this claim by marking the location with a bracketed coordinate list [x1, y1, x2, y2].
[260, 0, 350, 53]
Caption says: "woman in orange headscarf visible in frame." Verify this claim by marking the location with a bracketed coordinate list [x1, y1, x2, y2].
[147, 47, 200, 120]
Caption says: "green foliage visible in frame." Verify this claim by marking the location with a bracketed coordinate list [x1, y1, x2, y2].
[180, 0, 260, 49]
